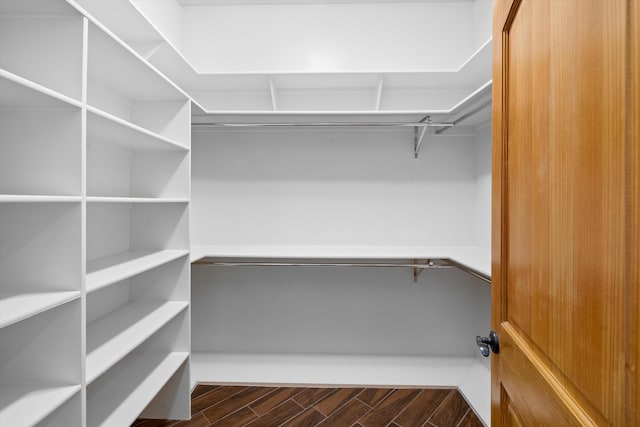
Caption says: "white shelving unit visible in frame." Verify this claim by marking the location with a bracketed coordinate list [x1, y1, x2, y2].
[0, 0, 191, 424]
[4, 0, 494, 425]
[0, 36, 83, 420]
[83, 8, 192, 426]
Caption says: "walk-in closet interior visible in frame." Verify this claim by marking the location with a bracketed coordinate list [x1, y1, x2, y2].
[0, 0, 493, 425]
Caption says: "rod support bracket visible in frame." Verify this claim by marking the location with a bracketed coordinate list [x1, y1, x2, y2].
[413, 116, 431, 159]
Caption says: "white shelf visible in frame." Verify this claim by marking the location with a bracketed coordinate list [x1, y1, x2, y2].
[0, 384, 80, 427]
[87, 21, 185, 105]
[0, 69, 82, 109]
[0, 290, 80, 329]
[87, 106, 188, 152]
[86, 301, 188, 384]
[87, 197, 189, 204]
[191, 245, 491, 279]
[191, 352, 489, 425]
[87, 351, 188, 427]
[0, 195, 81, 203]
[86, 250, 189, 293]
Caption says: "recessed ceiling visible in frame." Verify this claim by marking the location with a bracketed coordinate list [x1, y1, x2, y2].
[178, 0, 472, 6]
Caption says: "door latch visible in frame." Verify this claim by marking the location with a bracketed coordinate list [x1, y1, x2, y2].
[476, 330, 499, 357]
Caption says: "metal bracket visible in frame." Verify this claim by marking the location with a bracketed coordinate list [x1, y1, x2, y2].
[412, 259, 437, 283]
[413, 116, 431, 159]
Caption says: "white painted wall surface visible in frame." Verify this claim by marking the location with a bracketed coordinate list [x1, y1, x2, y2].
[180, 2, 475, 73]
[192, 264, 485, 356]
[130, 0, 184, 50]
[191, 129, 477, 247]
[474, 0, 494, 47]
[474, 125, 491, 251]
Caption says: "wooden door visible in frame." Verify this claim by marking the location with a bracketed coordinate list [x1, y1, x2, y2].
[492, 0, 639, 425]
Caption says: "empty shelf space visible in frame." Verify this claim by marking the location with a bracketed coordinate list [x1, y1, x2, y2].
[87, 196, 188, 204]
[0, 195, 81, 203]
[0, 290, 80, 329]
[87, 106, 188, 152]
[87, 351, 188, 427]
[86, 250, 189, 293]
[86, 301, 188, 383]
[0, 383, 80, 427]
[0, 69, 82, 109]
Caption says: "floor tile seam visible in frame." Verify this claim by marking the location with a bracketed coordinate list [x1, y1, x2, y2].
[354, 396, 373, 409]
[195, 386, 249, 414]
[227, 386, 282, 418]
[388, 389, 426, 427]
[208, 404, 255, 427]
[312, 390, 362, 417]
[454, 408, 472, 427]
[424, 389, 456, 426]
[204, 388, 275, 425]
[293, 388, 337, 408]
[352, 399, 376, 426]
[366, 388, 420, 420]
[249, 387, 292, 415]
[296, 406, 329, 427]
[367, 388, 396, 408]
[270, 398, 306, 427]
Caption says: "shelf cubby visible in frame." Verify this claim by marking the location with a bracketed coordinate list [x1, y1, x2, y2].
[0, 73, 82, 197]
[86, 249, 189, 293]
[0, 301, 81, 426]
[86, 300, 188, 384]
[0, 203, 81, 326]
[0, 384, 81, 427]
[87, 351, 189, 427]
[86, 22, 190, 146]
[0, 0, 83, 101]
[86, 308, 189, 426]
[86, 113, 189, 198]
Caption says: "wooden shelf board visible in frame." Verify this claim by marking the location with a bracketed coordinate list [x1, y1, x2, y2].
[86, 301, 188, 384]
[86, 250, 189, 293]
[87, 351, 188, 427]
[190, 245, 490, 279]
[87, 196, 189, 204]
[87, 106, 188, 152]
[0, 383, 80, 427]
[0, 195, 82, 203]
[0, 68, 82, 109]
[0, 290, 80, 330]
[190, 352, 489, 425]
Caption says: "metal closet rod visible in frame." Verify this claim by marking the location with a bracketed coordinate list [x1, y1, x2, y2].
[191, 121, 455, 128]
[434, 99, 492, 135]
[193, 260, 452, 269]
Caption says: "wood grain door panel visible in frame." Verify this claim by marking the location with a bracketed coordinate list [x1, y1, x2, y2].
[493, 0, 635, 425]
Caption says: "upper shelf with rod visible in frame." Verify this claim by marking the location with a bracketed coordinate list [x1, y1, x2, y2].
[68, 0, 492, 115]
[191, 81, 492, 159]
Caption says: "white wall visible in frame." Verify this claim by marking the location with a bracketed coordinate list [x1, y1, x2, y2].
[474, 124, 491, 251]
[474, 0, 494, 47]
[180, 2, 475, 73]
[131, 0, 184, 50]
[191, 129, 477, 247]
[192, 264, 485, 357]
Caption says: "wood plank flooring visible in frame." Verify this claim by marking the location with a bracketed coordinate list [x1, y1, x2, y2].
[132, 385, 484, 427]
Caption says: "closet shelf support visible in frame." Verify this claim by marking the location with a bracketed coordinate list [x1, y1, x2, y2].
[413, 115, 432, 159]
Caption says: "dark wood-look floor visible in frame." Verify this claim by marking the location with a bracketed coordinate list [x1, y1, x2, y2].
[132, 385, 484, 427]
